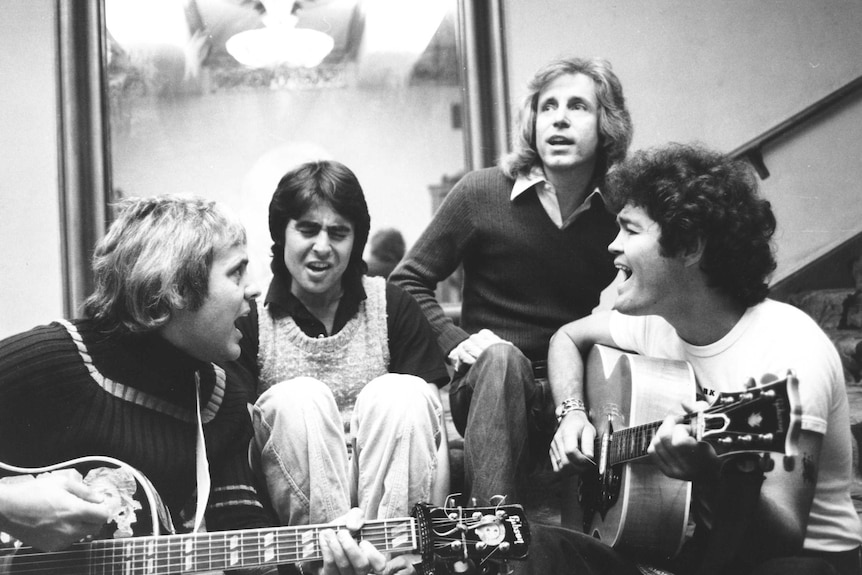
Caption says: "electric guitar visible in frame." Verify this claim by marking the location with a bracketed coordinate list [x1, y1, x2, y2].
[562, 345, 801, 561]
[0, 457, 530, 575]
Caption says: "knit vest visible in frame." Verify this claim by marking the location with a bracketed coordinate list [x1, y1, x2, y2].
[257, 276, 390, 418]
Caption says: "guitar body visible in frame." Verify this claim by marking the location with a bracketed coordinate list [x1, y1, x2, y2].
[569, 345, 696, 560]
[562, 345, 800, 562]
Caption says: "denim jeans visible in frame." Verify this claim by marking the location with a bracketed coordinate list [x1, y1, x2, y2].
[448, 343, 556, 506]
[252, 374, 443, 525]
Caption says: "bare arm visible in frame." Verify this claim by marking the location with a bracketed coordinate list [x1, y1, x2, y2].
[752, 429, 820, 553]
[547, 311, 616, 472]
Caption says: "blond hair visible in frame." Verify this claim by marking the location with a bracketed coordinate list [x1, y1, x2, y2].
[84, 195, 246, 333]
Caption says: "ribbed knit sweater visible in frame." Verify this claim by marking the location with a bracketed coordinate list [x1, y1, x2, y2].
[0, 319, 270, 535]
[390, 166, 618, 361]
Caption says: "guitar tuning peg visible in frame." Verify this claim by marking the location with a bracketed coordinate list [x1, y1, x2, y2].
[744, 377, 756, 389]
[783, 455, 795, 471]
[759, 453, 774, 472]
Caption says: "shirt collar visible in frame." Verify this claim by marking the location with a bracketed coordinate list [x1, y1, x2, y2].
[510, 165, 548, 200]
[263, 272, 367, 335]
[511, 166, 606, 228]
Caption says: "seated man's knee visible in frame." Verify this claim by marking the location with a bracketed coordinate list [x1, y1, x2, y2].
[477, 342, 527, 366]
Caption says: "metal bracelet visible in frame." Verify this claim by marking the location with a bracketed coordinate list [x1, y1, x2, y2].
[555, 397, 587, 422]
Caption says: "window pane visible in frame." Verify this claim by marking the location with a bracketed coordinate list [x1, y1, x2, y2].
[106, 0, 465, 286]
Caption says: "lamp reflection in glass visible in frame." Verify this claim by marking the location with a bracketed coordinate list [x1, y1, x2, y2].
[226, 0, 334, 69]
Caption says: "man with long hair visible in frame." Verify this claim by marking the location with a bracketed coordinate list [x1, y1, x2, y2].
[391, 56, 633, 506]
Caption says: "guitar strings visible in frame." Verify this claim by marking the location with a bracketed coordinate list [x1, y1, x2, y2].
[593, 394, 770, 466]
[1, 517, 478, 574]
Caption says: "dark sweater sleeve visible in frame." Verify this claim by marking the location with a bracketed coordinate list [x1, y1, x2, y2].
[0, 323, 82, 467]
[390, 173, 477, 355]
[384, 283, 450, 386]
[206, 442, 275, 532]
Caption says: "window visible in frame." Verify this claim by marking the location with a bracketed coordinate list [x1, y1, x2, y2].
[105, 0, 466, 287]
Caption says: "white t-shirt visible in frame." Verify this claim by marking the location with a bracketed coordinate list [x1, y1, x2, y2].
[609, 299, 862, 552]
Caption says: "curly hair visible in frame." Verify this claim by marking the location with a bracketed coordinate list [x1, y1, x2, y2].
[268, 160, 370, 287]
[83, 195, 246, 333]
[500, 56, 633, 182]
[606, 143, 776, 306]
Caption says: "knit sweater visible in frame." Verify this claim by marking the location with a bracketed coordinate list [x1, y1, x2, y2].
[257, 276, 389, 420]
[0, 319, 271, 535]
[390, 166, 618, 361]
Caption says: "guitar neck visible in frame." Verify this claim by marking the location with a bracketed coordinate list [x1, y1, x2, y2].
[603, 420, 663, 466]
[598, 375, 794, 467]
[18, 518, 419, 575]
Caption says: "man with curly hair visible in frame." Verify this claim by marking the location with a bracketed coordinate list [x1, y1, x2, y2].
[390, 56, 633, 507]
[547, 143, 862, 574]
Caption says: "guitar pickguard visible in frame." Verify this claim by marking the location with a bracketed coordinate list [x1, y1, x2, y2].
[81, 466, 142, 538]
[578, 463, 622, 534]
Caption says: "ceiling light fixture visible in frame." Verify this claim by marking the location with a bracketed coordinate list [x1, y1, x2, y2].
[225, 0, 334, 69]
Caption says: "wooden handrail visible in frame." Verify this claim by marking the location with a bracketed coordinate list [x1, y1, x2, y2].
[730, 75, 862, 179]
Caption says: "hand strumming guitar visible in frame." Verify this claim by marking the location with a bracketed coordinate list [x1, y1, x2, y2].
[0, 469, 112, 552]
[550, 409, 597, 474]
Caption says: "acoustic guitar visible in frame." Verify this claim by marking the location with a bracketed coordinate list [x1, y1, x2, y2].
[562, 344, 800, 560]
[0, 456, 530, 575]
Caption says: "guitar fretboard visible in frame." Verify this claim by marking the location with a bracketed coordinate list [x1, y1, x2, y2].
[605, 421, 663, 465]
[8, 519, 417, 575]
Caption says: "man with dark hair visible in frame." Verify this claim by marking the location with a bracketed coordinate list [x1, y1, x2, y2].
[548, 143, 862, 574]
[391, 56, 633, 507]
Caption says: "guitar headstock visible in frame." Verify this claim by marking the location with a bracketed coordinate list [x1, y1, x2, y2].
[694, 373, 801, 459]
[412, 501, 530, 575]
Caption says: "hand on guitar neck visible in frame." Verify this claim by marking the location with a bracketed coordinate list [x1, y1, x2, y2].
[316, 508, 389, 575]
[550, 396, 720, 479]
[647, 399, 722, 482]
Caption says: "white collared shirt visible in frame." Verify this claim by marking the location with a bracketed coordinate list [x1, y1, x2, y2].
[510, 166, 603, 229]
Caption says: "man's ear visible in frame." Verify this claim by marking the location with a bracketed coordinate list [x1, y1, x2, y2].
[682, 238, 705, 268]
[172, 291, 190, 311]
